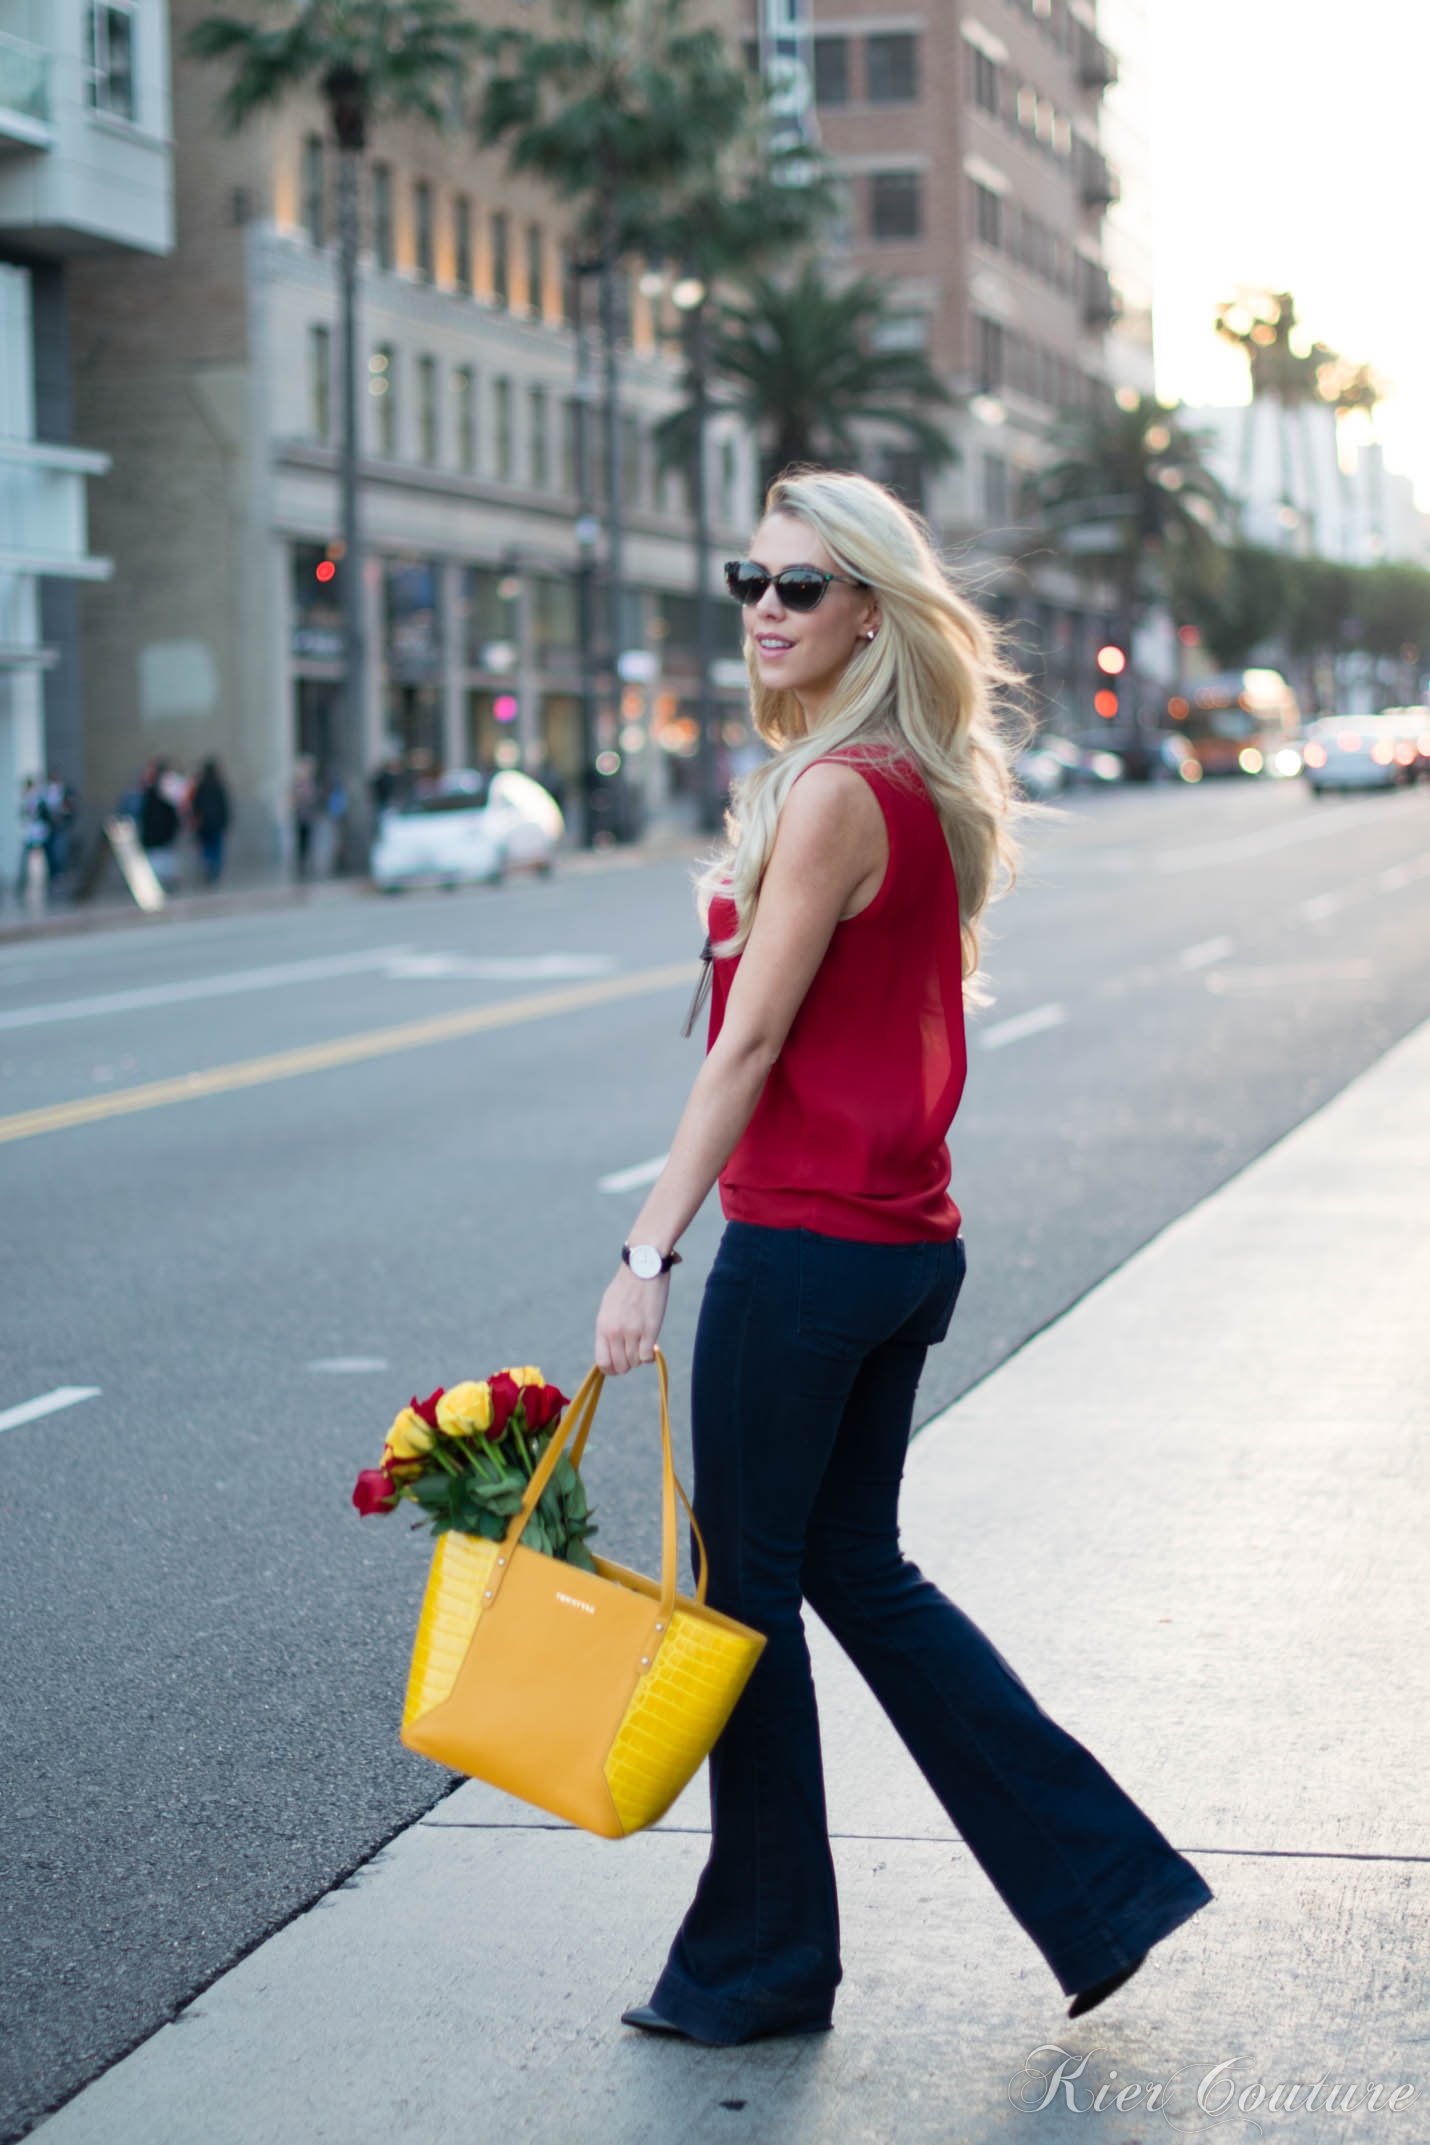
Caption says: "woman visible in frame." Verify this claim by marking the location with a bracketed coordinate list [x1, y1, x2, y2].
[594, 470, 1211, 2047]
[191, 758, 231, 885]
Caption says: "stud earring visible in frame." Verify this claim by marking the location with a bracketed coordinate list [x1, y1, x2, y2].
[863, 630, 877, 642]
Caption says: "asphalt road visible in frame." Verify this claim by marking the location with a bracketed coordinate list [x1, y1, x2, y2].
[3, 774, 1429, 2140]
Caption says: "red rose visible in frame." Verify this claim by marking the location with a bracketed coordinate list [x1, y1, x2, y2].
[352, 1467, 398, 1516]
[521, 1382, 567, 1432]
[410, 1388, 444, 1430]
[488, 1372, 521, 1436]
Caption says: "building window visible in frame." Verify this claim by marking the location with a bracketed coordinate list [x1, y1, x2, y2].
[413, 180, 434, 283]
[490, 212, 510, 308]
[881, 449, 924, 512]
[974, 313, 1004, 392]
[452, 366, 476, 472]
[973, 181, 1002, 250]
[417, 355, 438, 464]
[561, 398, 579, 494]
[529, 384, 549, 488]
[870, 170, 922, 242]
[89, 4, 137, 120]
[718, 438, 738, 527]
[302, 134, 325, 247]
[982, 452, 1010, 524]
[308, 324, 332, 441]
[493, 376, 513, 479]
[866, 33, 918, 103]
[371, 343, 396, 455]
[813, 36, 849, 105]
[454, 196, 473, 295]
[371, 164, 393, 270]
[526, 224, 544, 319]
[970, 45, 1000, 115]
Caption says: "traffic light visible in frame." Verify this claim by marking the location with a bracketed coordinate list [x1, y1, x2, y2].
[1094, 644, 1126, 719]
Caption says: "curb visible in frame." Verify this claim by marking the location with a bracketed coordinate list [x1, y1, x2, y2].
[0, 834, 713, 949]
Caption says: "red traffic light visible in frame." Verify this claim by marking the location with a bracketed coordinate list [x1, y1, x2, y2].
[316, 560, 337, 584]
[1095, 645, 1126, 676]
[1094, 689, 1119, 719]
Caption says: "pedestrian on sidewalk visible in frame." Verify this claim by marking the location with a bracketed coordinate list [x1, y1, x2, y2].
[15, 775, 51, 903]
[138, 759, 182, 891]
[191, 758, 232, 885]
[595, 469, 1211, 2047]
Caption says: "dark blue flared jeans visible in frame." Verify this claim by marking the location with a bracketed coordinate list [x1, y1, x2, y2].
[649, 1222, 1212, 2044]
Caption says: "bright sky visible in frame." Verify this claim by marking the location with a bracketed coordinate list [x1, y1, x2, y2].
[1149, 0, 1430, 505]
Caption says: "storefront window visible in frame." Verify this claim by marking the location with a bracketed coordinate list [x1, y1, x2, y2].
[462, 568, 518, 670]
[384, 558, 442, 681]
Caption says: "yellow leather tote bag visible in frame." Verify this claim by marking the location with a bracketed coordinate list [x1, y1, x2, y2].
[400, 1349, 765, 1838]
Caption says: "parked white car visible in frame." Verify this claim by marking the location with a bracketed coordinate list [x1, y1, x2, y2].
[1300, 716, 1415, 795]
[370, 770, 563, 892]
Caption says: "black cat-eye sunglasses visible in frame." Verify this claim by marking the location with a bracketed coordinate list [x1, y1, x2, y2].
[723, 560, 868, 612]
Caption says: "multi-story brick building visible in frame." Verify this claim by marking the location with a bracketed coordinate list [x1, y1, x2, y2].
[768, 0, 1127, 719]
[65, 0, 755, 866]
[0, 0, 173, 888]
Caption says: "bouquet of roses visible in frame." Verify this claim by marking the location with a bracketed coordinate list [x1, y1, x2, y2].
[352, 1367, 596, 1570]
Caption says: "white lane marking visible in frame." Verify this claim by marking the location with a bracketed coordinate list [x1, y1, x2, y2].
[1154, 796, 1410, 875]
[0, 948, 412, 1033]
[384, 953, 617, 981]
[599, 1154, 669, 1193]
[1179, 935, 1235, 971]
[1206, 959, 1373, 995]
[1300, 890, 1350, 922]
[1379, 855, 1430, 892]
[308, 1357, 389, 1374]
[978, 1002, 1068, 1051]
[0, 1386, 101, 1434]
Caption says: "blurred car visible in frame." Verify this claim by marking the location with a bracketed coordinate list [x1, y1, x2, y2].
[1377, 707, 1430, 782]
[370, 769, 563, 891]
[1300, 716, 1415, 795]
[1016, 732, 1128, 796]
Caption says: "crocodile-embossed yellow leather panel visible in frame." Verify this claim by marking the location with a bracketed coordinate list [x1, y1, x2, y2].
[402, 1532, 499, 1729]
[603, 1608, 763, 1834]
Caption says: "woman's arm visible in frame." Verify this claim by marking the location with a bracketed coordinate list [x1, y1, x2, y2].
[594, 762, 886, 1374]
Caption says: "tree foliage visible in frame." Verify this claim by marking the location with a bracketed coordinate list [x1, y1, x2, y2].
[679, 261, 956, 492]
[1023, 393, 1228, 629]
[187, 0, 479, 140]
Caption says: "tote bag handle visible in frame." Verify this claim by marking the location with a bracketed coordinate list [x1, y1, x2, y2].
[499, 1349, 707, 1616]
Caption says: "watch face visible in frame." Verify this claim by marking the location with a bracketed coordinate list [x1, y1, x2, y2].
[629, 1244, 662, 1279]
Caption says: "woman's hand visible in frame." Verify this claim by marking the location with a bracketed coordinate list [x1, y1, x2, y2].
[595, 1266, 671, 1376]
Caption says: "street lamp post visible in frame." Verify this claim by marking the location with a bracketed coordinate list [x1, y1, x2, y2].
[572, 257, 602, 847]
[671, 274, 722, 834]
[325, 66, 369, 872]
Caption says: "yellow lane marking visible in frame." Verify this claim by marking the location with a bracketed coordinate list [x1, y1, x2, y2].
[0, 962, 694, 1147]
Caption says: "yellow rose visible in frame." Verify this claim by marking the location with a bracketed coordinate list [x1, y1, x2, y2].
[384, 1407, 434, 1462]
[501, 1365, 544, 1388]
[436, 1380, 494, 1437]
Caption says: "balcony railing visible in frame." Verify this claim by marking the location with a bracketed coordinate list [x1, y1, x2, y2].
[1076, 143, 1119, 209]
[0, 31, 51, 139]
[1076, 27, 1118, 92]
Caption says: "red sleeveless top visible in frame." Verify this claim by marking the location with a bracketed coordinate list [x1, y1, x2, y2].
[706, 749, 966, 1243]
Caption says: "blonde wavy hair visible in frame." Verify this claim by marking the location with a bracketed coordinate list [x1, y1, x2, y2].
[696, 468, 1024, 994]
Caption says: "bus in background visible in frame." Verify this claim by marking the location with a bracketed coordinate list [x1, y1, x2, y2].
[1163, 669, 1302, 779]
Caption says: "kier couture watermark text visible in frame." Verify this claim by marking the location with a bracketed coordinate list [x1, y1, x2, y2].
[1010, 2047, 1417, 2125]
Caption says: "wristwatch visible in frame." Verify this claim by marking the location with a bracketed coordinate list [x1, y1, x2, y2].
[622, 1242, 682, 1280]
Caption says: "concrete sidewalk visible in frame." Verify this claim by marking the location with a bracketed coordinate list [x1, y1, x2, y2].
[0, 829, 709, 947]
[34, 1020, 1430, 2144]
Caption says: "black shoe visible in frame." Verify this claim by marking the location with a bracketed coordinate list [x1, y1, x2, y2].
[621, 2004, 691, 2038]
[1067, 1954, 1145, 2019]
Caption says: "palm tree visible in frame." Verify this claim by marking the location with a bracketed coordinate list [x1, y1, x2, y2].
[622, 138, 832, 828]
[476, 0, 752, 807]
[188, 2, 479, 865]
[1025, 393, 1227, 766]
[685, 261, 956, 495]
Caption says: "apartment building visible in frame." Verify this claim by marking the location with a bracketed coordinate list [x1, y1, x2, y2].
[790, 0, 1125, 716]
[64, 0, 755, 866]
[0, 0, 173, 887]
